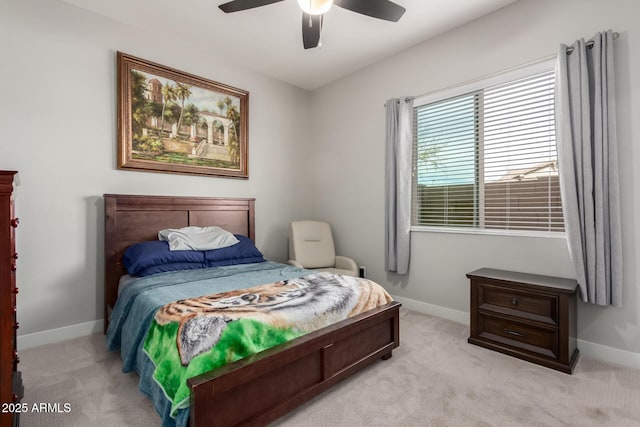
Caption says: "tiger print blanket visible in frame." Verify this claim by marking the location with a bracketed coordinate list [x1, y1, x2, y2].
[143, 272, 392, 415]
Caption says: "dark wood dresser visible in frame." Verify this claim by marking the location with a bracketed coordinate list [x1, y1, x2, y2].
[467, 268, 579, 374]
[0, 171, 22, 427]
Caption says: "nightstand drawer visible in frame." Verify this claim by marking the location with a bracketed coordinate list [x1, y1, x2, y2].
[478, 283, 558, 325]
[478, 314, 558, 359]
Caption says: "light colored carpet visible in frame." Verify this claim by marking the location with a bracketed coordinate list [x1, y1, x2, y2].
[19, 309, 640, 427]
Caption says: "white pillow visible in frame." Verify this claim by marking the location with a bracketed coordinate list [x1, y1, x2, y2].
[158, 226, 239, 251]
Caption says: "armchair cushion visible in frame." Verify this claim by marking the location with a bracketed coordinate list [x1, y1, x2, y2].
[288, 221, 359, 277]
[289, 221, 336, 269]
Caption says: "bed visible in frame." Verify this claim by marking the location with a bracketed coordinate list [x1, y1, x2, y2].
[103, 194, 401, 427]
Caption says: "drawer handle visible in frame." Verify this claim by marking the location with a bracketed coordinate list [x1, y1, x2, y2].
[511, 297, 518, 305]
[504, 328, 526, 337]
[11, 218, 19, 228]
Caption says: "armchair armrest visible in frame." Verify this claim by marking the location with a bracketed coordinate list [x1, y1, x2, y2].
[287, 260, 304, 268]
[335, 256, 358, 275]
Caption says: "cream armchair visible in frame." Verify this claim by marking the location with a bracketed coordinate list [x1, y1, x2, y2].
[287, 220, 359, 277]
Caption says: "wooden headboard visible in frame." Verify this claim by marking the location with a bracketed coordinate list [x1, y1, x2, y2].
[103, 194, 255, 332]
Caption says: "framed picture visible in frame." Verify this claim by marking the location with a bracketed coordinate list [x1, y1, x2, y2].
[117, 52, 249, 178]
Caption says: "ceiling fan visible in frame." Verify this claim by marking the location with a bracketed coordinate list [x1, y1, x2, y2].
[218, 0, 406, 49]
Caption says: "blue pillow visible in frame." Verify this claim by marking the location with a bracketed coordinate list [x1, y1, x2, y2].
[204, 235, 265, 263]
[136, 262, 207, 277]
[122, 240, 205, 276]
[122, 235, 265, 277]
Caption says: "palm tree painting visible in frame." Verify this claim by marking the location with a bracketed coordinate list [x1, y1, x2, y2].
[117, 52, 249, 178]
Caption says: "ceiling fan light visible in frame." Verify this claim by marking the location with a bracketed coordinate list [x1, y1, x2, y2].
[297, 0, 333, 15]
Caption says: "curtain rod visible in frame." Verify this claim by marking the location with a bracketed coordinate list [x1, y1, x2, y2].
[566, 31, 619, 54]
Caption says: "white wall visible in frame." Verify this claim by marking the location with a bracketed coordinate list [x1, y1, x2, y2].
[309, 0, 640, 358]
[1, 0, 312, 338]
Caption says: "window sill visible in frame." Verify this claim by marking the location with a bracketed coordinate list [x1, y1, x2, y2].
[410, 226, 566, 239]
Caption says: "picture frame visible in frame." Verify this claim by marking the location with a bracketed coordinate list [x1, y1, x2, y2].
[117, 52, 249, 178]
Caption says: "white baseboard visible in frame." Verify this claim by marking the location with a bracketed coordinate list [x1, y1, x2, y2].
[392, 294, 469, 325]
[576, 338, 640, 370]
[392, 294, 640, 371]
[17, 319, 104, 351]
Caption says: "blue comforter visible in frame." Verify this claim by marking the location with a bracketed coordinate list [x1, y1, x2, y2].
[105, 261, 311, 427]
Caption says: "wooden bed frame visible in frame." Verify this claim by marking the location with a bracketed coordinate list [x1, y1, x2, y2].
[104, 194, 401, 427]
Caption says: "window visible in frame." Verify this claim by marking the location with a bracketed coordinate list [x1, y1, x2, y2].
[412, 67, 564, 234]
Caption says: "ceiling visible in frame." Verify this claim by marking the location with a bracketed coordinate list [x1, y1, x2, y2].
[61, 0, 519, 91]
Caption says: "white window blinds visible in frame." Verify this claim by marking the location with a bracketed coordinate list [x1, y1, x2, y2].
[412, 70, 564, 233]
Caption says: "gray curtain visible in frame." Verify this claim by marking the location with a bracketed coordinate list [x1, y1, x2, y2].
[385, 97, 413, 274]
[555, 30, 622, 306]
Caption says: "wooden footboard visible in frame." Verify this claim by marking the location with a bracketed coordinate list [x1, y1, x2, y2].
[187, 301, 401, 427]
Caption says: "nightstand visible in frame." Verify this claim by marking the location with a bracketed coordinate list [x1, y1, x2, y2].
[467, 268, 579, 374]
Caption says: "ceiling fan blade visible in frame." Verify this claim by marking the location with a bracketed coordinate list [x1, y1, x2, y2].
[334, 0, 406, 22]
[302, 13, 322, 49]
[219, 0, 284, 13]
